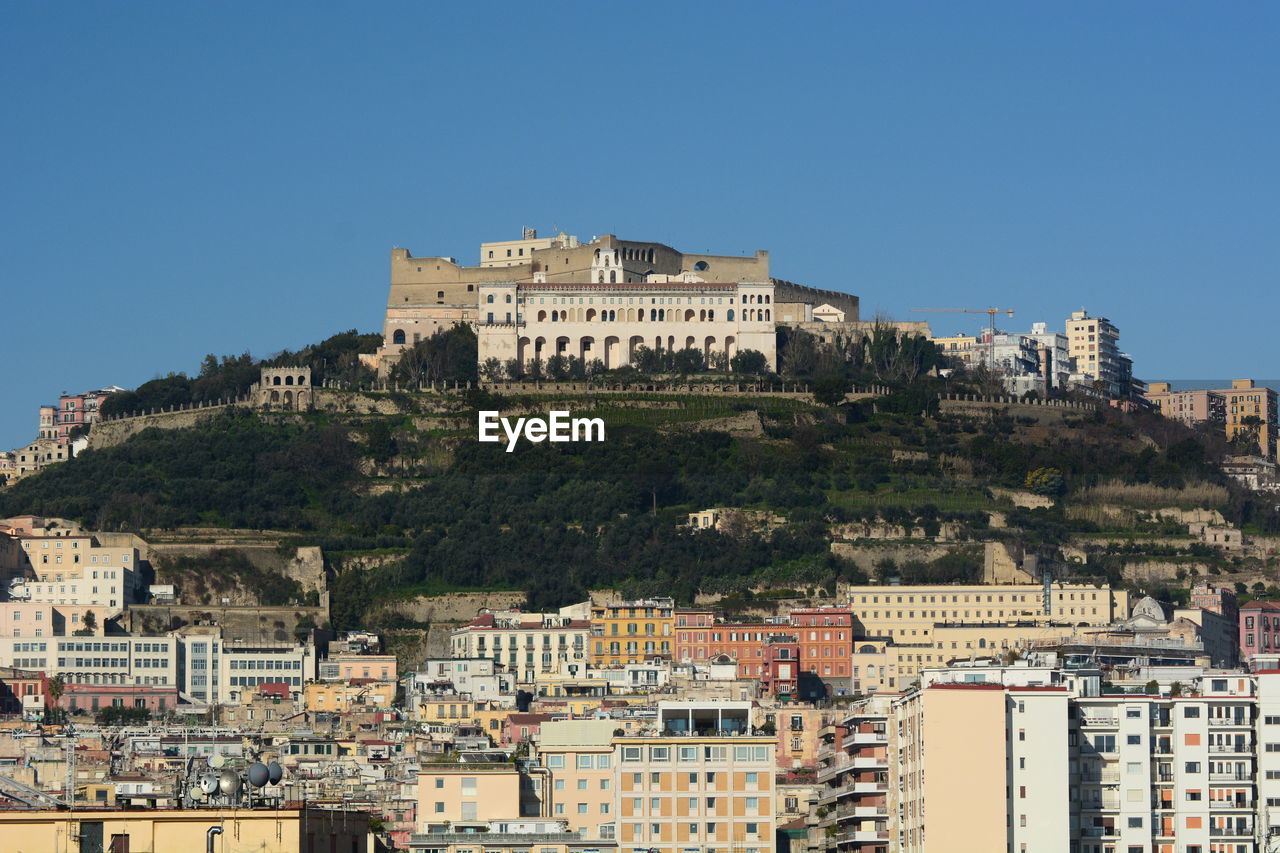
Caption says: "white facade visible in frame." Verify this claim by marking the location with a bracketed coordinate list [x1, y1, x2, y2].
[476, 280, 778, 372]
[0, 635, 178, 687]
[450, 614, 591, 683]
[178, 632, 316, 705]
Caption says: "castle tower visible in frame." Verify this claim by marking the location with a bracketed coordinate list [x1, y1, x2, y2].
[256, 366, 313, 411]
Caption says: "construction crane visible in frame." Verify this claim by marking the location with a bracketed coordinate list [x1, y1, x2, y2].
[910, 307, 1015, 371]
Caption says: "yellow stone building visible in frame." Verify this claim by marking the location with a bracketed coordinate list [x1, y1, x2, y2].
[590, 597, 675, 667]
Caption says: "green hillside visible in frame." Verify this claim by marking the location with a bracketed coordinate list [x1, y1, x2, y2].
[6, 324, 1277, 630]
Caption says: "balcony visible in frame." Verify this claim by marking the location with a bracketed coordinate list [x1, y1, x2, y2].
[1080, 771, 1120, 785]
[1209, 743, 1252, 754]
[1209, 717, 1251, 728]
[1209, 773, 1252, 782]
[1210, 826, 1254, 838]
[835, 830, 890, 844]
[842, 731, 887, 749]
[1080, 716, 1119, 727]
[1210, 800, 1253, 810]
[835, 805, 888, 819]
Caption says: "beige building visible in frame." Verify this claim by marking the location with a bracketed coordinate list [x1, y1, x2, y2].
[0, 524, 144, 615]
[0, 806, 368, 853]
[375, 230, 858, 374]
[476, 278, 779, 372]
[1214, 378, 1278, 459]
[845, 582, 1129, 639]
[931, 333, 980, 367]
[417, 760, 526, 826]
[451, 610, 591, 683]
[1066, 309, 1122, 396]
[1145, 381, 1227, 426]
[537, 719, 618, 839]
[893, 682, 1071, 853]
[615, 732, 777, 853]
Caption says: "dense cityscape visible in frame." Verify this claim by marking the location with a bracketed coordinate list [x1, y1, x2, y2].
[0, 227, 1276, 853]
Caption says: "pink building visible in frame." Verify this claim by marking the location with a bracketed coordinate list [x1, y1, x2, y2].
[1145, 382, 1226, 426]
[58, 683, 178, 715]
[759, 634, 800, 698]
[1239, 600, 1280, 667]
[502, 712, 552, 745]
[38, 387, 122, 446]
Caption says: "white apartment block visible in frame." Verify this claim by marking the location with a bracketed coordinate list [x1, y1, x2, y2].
[178, 632, 316, 705]
[451, 612, 591, 683]
[843, 664, 1280, 853]
[0, 635, 177, 687]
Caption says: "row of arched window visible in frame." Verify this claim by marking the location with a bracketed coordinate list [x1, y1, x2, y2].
[269, 374, 307, 386]
[535, 308, 740, 323]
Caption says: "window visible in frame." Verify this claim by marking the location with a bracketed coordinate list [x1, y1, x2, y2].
[547, 755, 565, 769]
[1126, 708, 1141, 718]
[1184, 706, 1201, 718]
[1127, 735, 1141, 745]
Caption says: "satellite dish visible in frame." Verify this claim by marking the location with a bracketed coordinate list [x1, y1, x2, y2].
[190, 785, 206, 801]
[209, 753, 225, 768]
[247, 763, 270, 788]
[267, 762, 284, 785]
[199, 773, 220, 795]
[217, 769, 241, 797]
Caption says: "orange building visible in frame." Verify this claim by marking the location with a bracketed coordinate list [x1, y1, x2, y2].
[789, 606, 854, 681]
[673, 609, 794, 678]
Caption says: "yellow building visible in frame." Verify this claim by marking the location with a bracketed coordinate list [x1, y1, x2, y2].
[1214, 378, 1278, 459]
[846, 582, 1128, 639]
[303, 681, 395, 714]
[417, 761, 525, 827]
[0, 806, 368, 853]
[590, 597, 675, 667]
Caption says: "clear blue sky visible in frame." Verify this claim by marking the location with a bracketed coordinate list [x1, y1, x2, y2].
[3, 2, 1278, 448]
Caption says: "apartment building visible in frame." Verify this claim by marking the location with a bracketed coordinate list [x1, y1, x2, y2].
[537, 719, 618, 839]
[814, 695, 893, 853]
[674, 610, 795, 677]
[1066, 309, 1123, 396]
[1025, 322, 1072, 391]
[42, 387, 122, 445]
[417, 760, 526, 826]
[178, 631, 316, 706]
[790, 607, 856, 685]
[1, 529, 143, 615]
[616, 705, 776, 853]
[1238, 600, 1280, 668]
[811, 661, 1280, 853]
[318, 653, 398, 682]
[1146, 382, 1228, 427]
[1214, 379, 1278, 460]
[451, 611, 591, 682]
[0, 635, 178, 688]
[591, 598, 675, 667]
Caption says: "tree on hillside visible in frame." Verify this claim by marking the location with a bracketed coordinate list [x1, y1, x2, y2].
[730, 349, 769, 376]
[390, 324, 478, 387]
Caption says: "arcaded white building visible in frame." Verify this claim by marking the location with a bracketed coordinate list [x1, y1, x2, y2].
[476, 275, 779, 371]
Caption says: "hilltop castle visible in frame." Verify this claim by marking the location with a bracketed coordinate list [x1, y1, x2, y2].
[373, 229, 859, 374]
